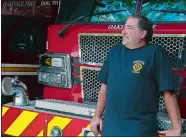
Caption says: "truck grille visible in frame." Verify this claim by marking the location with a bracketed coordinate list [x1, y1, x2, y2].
[79, 33, 122, 66]
[79, 33, 185, 104]
[81, 66, 101, 103]
[79, 33, 185, 68]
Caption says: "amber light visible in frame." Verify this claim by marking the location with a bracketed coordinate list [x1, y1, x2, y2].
[40, 56, 52, 66]
[158, 132, 166, 137]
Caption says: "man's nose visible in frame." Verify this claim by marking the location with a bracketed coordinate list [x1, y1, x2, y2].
[121, 29, 127, 35]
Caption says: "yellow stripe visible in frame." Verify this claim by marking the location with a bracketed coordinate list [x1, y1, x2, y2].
[47, 116, 72, 136]
[2, 67, 38, 72]
[5, 110, 38, 136]
[2, 107, 9, 116]
[78, 124, 90, 136]
[37, 130, 44, 137]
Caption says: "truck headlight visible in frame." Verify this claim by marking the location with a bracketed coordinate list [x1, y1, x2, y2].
[51, 58, 65, 68]
[50, 73, 67, 86]
[50, 73, 62, 84]
[39, 72, 50, 83]
[38, 53, 72, 89]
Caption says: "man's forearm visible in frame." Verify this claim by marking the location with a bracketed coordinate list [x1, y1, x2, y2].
[95, 84, 106, 118]
[164, 91, 181, 130]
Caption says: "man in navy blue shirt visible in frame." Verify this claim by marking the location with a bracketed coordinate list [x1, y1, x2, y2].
[90, 15, 181, 136]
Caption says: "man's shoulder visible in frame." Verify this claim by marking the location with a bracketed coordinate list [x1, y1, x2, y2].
[149, 44, 164, 50]
[112, 43, 123, 48]
[149, 44, 168, 54]
[110, 43, 124, 52]
[147, 44, 166, 53]
[148, 43, 160, 49]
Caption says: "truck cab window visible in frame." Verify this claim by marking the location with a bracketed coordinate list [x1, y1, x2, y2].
[56, 0, 96, 23]
[90, 0, 136, 22]
[56, 0, 137, 24]
[141, 0, 186, 22]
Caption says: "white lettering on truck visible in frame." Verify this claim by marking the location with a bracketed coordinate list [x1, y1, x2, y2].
[108, 25, 125, 30]
[108, 24, 158, 30]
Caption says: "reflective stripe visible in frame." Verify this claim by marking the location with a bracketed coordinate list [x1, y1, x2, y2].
[1, 63, 39, 75]
[5, 111, 38, 136]
[2, 64, 39, 67]
[47, 116, 72, 136]
[2, 107, 9, 116]
[37, 130, 44, 137]
[2, 72, 38, 75]
[2, 67, 38, 72]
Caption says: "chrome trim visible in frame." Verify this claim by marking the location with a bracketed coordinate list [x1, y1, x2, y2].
[35, 99, 96, 117]
[50, 126, 62, 137]
[38, 53, 72, 89]
[152, 34, 186, 37]
[80, 62, 103, 66]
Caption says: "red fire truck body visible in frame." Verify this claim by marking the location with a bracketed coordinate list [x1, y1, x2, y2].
[2, 0, 186, 136]
[44, 23, 186, 101]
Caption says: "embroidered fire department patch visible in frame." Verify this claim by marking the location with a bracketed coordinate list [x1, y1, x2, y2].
[132, 60, 144, 73]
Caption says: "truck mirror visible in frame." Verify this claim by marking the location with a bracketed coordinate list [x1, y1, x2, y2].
[1, 77, 14, 96]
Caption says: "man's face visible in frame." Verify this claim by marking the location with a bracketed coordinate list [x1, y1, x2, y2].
[121, 17, 144, 46]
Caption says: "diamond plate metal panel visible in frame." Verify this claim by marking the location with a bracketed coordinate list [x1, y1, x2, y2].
[78, 33, 186, 68]
[35, 99, 96, 117]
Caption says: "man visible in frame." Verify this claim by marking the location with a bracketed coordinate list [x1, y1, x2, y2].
[90, 14, 181, 136]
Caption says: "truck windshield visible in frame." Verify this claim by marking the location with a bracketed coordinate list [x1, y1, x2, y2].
[56, 0, 137, 24]
[141, 0, 186, 22]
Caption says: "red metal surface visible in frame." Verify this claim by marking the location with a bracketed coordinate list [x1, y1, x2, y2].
[47, 24, 119, 53]
[176, 69, 186, 119]
[1, 106, 91, 136]
[47, 23, 186, 53]
[43, 85, 82, 102]
[2, 107, 23, 133]
[179, 96, 186, 119]
[62, 118, 90, 136]
[20, 112, 53, 136]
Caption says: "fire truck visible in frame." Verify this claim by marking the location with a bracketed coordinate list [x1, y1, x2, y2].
[1, 0, 186, 136]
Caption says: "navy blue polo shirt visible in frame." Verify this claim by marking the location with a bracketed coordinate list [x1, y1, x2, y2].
[98, 43, 175, 136]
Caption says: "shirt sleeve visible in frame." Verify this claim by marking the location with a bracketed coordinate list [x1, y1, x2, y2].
[181, 48, 186, 65]
[97, 50, 111, 85]
[155, 46, 175, 93]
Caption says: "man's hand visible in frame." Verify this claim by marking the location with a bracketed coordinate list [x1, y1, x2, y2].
[90, 116, 103, 136]
[158, 128, 181, 136]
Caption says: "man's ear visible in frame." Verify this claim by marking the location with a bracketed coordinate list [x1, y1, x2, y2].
[141, 30, 147, 39]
